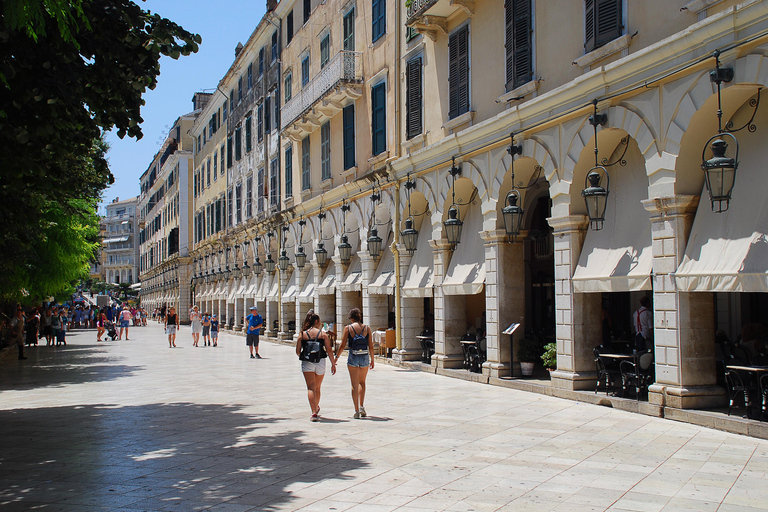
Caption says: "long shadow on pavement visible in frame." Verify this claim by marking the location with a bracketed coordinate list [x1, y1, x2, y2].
[0, 403, 368, 511]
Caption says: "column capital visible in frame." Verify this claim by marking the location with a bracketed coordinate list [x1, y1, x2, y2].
[430, 238, 452, 252]
[481, 229, 529, 244]
[547, 214, 589, 234]
[642, 195, 699, 218]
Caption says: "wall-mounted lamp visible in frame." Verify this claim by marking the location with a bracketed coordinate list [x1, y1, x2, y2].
[581, 100, 610, 231]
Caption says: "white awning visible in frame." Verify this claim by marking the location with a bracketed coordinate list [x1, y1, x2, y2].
[227, 281, 238, 301]
[369, 244, 395, 295]
[339, 254, 362, 292]
[402, 213, 434, 298]
[298, 267, 316, 301]
[676, 154, 768, 292]
[236, 278, 247, 297]
[256, 272, 271, 300]
[246, 274, 259, 295]
[129, 282, 141, 290]
[103, 236, 129, 244]
[443, 206, 485, 295]
[216, 281, 227, 299]
[283, 269, 298, 300]
[317, 261, 337, 295]
[572, 164, 652, 292]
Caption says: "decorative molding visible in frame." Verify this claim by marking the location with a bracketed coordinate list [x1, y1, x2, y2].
[497, 79, 539, 104]
[573, 34, 634, 72]
[442, 110, 474, 132]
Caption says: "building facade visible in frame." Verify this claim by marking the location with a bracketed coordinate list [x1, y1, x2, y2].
[101, 196, 139, 285]
[137, 109, 197, 322]
[185, 0, 767, 415]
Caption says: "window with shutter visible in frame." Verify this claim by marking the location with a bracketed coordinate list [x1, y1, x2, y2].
[406, 57, 422, 140]
[301, 137, 311, 190]
[245, 116, 252, 152]
[343, 104, 355, 170]
[270, 159, 279, 207]
[372, 82, 386, 155]
[226, 137, 233, 168]
[236, 184, 242, 224]
[321, 122, 331, 180]
[302, 56, 310, 87]
[265, 97, 271, 133]
[343, 9, 355, 50]
[285, 145, 293, 198]
[248, 63, 253, 89]
[372, 0, 386, 43]
[505, 0, 532, 92]
[448, 25, 470, 119]
[285, 73, 292, 102]
[235, 127, 242, 161]
[271, 31, 278, 63]
[258, 169, 265, 212]
[584, 0, 622, 53]
[320, 34, 330, 68]
[257, 104, 264, 142]
[287, 11, 294, 44]
[220, 144, 225, 174]
[304, 0, 311, 24]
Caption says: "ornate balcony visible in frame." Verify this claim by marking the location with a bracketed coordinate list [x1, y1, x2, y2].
[228, 77, 263, 132]
[406, 0, 474, 40]
[280, 51, 363, 141]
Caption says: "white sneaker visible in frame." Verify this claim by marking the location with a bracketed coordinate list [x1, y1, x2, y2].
[359, 407, 367, 418]
[353, 411, 361, 419]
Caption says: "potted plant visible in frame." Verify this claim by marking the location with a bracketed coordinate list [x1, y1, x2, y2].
[517, 337, 539, 376]
[541, 342, 557, 372]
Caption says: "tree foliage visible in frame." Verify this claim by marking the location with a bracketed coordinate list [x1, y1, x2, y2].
[0, 0, 200, 304]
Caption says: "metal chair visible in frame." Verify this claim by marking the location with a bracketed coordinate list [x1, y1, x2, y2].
[620, 350, 654, 399]
[759, 373, 768, 421]
[594, 347, 620, 395]
[725, 369, 756, 417]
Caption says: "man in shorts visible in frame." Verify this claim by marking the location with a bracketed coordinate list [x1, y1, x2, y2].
[245, 306, 263, 359]
[210, 314, 219, 347]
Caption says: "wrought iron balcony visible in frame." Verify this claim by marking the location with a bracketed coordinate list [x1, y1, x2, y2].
[228, 77, 263, 132]
[406, 0, 438, 22]
[406, 0, 474, 37]
[281, 51, 363, 135]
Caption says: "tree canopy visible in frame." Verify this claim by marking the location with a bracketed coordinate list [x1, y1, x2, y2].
[0, 0, 200, 304]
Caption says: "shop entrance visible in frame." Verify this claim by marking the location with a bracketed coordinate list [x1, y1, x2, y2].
[525, 196, 555, 345]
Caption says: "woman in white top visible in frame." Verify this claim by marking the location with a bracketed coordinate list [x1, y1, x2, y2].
[190, 306, 203, 346]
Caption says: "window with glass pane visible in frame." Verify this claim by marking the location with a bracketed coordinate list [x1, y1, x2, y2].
[226, 138, 233, 168]
[287, 11, 294, 44]
[227, 189, 233, 227]
[265, 97, 271, 133]
[372, 82, 386, 155]
[235, 126, 242, 160]
[257, 168, 265, 213]
[301, 137, 311, 190]
[270, 159, 279, 207]
[320, 34, 330, 68]
[372, 0, 385, 43]
[301, 55, 309, 87]
[206, 159, 211, 187]
[235, 184, 242, 224]
[321, 122, 331, 180]
[343, 9, 355, 50]
[285, 145, 293, 198]
[257, 104, 264, 142]
[271, 31, 278, 62]
[246, 177, 253, 218]
[220, 144, 225, 174]
[238, 77, 243, 102]
[247, 63, 253, 89]
[303, 0, 311, 24]
[285, 73, 292, 102]
[259, 48, 265, 76]
[245, 116, 252, 152]
[342, 104, 355, 169]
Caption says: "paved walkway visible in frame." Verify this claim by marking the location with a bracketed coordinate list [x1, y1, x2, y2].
[1, 324, 767, 512]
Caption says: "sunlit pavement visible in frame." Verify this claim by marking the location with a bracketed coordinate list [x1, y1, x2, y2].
[1, 324, 768, 512]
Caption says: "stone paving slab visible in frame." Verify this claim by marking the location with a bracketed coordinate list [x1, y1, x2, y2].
[1, 324, 768, 511]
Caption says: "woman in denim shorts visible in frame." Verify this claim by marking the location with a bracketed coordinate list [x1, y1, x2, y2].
[335, 308, 374, 419]
[296, 311, 336, 421]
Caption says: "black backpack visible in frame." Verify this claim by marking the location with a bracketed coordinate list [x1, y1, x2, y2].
[349, 324, 368, 351]
[300, 329, 324, 363]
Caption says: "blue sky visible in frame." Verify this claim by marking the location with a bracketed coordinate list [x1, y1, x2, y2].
[101, 0, 266, 213]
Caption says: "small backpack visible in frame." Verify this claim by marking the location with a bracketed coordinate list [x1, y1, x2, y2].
[301, 329, 324, 363]
[349, 324, 368, 351]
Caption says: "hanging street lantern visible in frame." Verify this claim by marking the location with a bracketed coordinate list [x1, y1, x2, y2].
[443, 157, 463, 249]
[338, 234, 352, 265]
[444, 205, 463, 248]
[253, 255, 263, 276]
[502, 191, 524, 240]
[367, 228, 383, 259]
[264, 254, 276, 274]
[701, 50, 742, 213]
[278, 249, 290, 272]
[401, 217, 418, 255]
[315, 211, 328, 267]
[581, 100, 610, 230]
[295, 218, 307, 269]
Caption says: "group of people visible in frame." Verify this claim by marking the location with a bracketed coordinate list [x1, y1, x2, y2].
[295, 307, 375, 422]
[161, 305, 223, 348]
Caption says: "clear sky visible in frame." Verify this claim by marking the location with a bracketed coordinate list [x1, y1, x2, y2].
[101, 0, 267, 213]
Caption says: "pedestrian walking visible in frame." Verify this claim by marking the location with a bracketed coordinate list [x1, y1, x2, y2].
[210, 314, 219, 347]
[245, 306, 263, 359]
[335, 308, 374, 419]
[190, 306, 202, 346]
[41, 307, 53, 345]
[25, 308, 40, 346]
[165, 306, 179, 348]
[10, 307, 26, 360]
[202, 312, 211, 346]
[117, 306, 132, 340]
[57, 309, 67, 345]
[96, 309, 107, 341]
[296, 310, 336, 421]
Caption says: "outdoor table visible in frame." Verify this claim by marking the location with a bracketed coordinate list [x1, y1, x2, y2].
[598, 353, 634, 395]
[417, 335, 434, 364]
[725, 365, 768, 419]
[460, 340, 480, 372]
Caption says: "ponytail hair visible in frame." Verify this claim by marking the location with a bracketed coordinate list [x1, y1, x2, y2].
[302, 310, 320, 331]
[348, 308, 362, 324]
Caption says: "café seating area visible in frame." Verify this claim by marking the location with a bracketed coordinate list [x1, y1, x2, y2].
[720, 336, 768, 420]
[594, 346, 654, 400]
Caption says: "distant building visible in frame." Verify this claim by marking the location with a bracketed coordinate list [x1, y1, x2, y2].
[101, 196, 139, 285]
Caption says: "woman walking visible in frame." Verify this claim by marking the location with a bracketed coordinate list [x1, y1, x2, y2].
[202, 312, 211, 346]
[165, 306, 179, 348]
[118, 306, 132, 340]
[96, 308, 107, 341]
[190, 306, 202, 346]
[335, 308, 374, 419]
[296, 311, 336, 421]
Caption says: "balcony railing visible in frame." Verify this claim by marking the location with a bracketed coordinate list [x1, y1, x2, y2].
[281, 51, 362, 131]
[406, 0, 437, 21]
[228, 77, 263, 132]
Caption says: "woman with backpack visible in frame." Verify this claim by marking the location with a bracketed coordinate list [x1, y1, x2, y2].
[335, 308, 374, 419]
[296, 310, 336, 422]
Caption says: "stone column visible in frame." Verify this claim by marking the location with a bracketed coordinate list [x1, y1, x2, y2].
[392, 243, 422, 362]
[361, 252, 387, 329]
[433, 239, 464, 369]
[643, 195, 724, 409]
[177, 258, 191, 324]
[278, 267, 294, 340]
[234, 295, 244, 332]
[482, 229, 526, 378]
[547, 215, 598, 391]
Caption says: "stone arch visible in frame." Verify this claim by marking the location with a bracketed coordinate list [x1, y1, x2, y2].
[490, 136, 559, 199]
[398, 175, 436, 212]
[437, 159, 488, 209]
